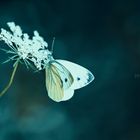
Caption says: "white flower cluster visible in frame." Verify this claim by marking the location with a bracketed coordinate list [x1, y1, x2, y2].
[0, 22, 52, 70]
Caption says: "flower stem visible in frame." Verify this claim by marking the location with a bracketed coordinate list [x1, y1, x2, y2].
[0, 60, 19, 97]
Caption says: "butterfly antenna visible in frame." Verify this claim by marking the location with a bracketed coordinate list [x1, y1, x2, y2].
[51, 37, 55, 54]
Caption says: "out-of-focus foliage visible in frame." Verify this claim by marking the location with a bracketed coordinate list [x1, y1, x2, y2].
[0, 0, 140, 140]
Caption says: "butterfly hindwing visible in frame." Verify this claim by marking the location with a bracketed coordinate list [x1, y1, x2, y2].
[45, 61, 74, 102]
[45, 63, 63, 102]
[56, 60, 94, 90]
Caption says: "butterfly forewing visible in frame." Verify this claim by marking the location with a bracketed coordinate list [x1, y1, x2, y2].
[52, 61, 74, 90]
[56, 60, 94, 90]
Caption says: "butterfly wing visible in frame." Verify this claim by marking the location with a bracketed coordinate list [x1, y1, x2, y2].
[56, 60, 94, 90]
[61, 87, 74, 101]
[52, 61, 74, 90]
[45, 61, 74, 102]
[45, 63, 63, 102]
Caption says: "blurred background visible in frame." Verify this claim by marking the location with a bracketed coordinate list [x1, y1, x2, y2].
[0, 0, 140, 140]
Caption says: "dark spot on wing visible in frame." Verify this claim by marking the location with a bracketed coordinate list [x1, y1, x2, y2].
[65, 78, 68, 82]
[77, 77, 80, 81]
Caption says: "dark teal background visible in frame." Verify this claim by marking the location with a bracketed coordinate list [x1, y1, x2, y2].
[0, 0, 140, 139]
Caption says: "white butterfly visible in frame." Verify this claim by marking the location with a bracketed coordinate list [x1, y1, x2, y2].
[45, 56, 94, 102]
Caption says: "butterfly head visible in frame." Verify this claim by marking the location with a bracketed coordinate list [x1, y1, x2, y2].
[47, 53, 54, 61]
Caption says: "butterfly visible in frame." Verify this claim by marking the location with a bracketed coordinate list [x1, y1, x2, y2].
[45, 55, 94, 102]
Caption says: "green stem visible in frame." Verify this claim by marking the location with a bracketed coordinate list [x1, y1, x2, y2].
[0, 60, 19, 97]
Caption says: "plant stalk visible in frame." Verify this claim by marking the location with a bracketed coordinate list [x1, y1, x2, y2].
[0, 60, 19, 97]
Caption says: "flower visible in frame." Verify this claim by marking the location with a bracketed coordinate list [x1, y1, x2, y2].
[0, 22, 52, 70]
